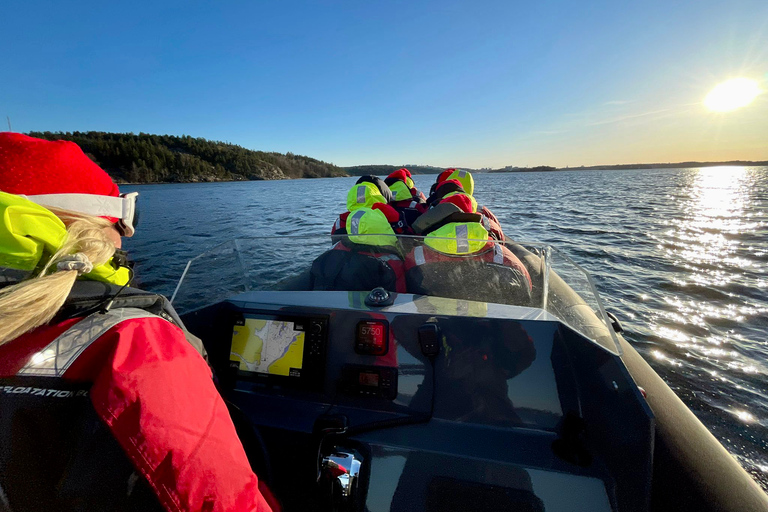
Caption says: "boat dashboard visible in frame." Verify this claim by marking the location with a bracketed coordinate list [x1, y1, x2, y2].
[182, 290, 655, 512]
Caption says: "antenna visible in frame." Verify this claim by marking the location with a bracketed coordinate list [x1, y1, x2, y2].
[6, 116, 10, 131]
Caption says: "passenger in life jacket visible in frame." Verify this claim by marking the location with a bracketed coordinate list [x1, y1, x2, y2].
[0, 133, 276, 512]
[330, 176, 410, 236]
[426, 177, 506, 241]
[384, 168, 429, 230]
[313, 206, 407, 292]
[429, 168, 475, 197]
[384, 168, 427, 207]
[405, 192, 532, 306]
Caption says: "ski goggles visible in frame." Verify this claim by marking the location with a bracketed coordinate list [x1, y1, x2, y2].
[24, 192, 140, 237]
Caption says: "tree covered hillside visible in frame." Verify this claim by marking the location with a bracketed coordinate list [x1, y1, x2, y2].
[28, 131, 345, 183]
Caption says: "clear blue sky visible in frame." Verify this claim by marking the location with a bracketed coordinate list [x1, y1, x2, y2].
[2, 0, 767, 168]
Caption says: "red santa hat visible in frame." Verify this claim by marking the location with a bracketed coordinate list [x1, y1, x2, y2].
[0, 132, 120, 197]
[0, 132, 120, 222]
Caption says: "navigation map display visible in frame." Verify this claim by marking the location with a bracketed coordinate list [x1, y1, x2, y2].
[230, 317, 306, 377]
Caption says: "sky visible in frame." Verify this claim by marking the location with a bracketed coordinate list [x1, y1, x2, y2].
[2, 0, 767, 168]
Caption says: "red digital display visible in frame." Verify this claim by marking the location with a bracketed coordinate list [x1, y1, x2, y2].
[355, 320, 388, 355]
[359, 371, 380, 387]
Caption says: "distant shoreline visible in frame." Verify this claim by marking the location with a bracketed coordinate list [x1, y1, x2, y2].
[119, 161, 768, 186]
[561, 160, 768, 171]
[27, 130, 766, 184]
[488, 161, 768, 173]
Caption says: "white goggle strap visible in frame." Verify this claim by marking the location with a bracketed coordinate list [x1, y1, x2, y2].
[24, 193, 137, 237]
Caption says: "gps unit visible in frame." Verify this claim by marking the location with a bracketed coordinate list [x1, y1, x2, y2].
[229, 311, 328, 389]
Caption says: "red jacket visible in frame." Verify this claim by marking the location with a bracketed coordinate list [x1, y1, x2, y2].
[0, 314, 275, 512]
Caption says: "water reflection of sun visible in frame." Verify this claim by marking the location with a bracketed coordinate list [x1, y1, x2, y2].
[650, 166, 766, 372]
[675, 167, 750, 271]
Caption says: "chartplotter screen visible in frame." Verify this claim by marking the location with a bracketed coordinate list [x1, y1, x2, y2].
[230, 316, 306, 377]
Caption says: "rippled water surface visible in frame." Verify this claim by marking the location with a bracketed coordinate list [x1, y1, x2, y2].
[124, 166, 768, 487]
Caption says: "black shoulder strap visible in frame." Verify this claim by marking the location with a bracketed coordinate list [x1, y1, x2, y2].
[58, 280, 178, 323]
[412, 203, 482, 235]
[56, 280, 207, 359]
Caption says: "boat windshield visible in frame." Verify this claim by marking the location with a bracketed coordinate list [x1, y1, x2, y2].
[171, 234, 621, 355]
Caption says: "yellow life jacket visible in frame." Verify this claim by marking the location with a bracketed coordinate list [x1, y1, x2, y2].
[424, 222, 489, 255]
[389, 180, 414, 202]
[0, 192, 131, 285]
[446, 169, 474, 195]
[346, 183, 388, 212]
[346, 207, 398, 248]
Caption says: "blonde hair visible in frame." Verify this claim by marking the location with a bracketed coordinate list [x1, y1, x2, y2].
[0, 208, 116, 345]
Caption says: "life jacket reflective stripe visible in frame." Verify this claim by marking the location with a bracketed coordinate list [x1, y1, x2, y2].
[492, 243, 504, 264]
[354, 175, 393, 203]
[424, 222, 491, 255]
[413, 245, 426, 266]
[348, 209, 364, 234]
[346, 183, 388, 212]
[332, 204, 410, 236]
[345, 208, 398, 248]
[388, 180, 413, 202]
[18, 308, 158, 377]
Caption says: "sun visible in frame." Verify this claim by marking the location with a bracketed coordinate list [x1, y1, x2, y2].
[704, 78, 762, 112]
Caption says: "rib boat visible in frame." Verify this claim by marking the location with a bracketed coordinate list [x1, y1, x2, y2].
[173, 235, 768, 512]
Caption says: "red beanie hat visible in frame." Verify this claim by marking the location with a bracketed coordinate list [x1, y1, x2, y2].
[0, 132, 120, 197]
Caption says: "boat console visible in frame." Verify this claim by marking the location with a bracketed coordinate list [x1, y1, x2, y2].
[182, 290, 655, 512]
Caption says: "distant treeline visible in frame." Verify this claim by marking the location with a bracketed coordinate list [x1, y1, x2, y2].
[28, 131, 345, 183]
[489, 166, 557, 173]
[344, 164, 446, 176]
[26, 131, 763, 183]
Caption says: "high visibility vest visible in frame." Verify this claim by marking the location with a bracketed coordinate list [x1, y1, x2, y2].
[424, 222, 490, 255]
